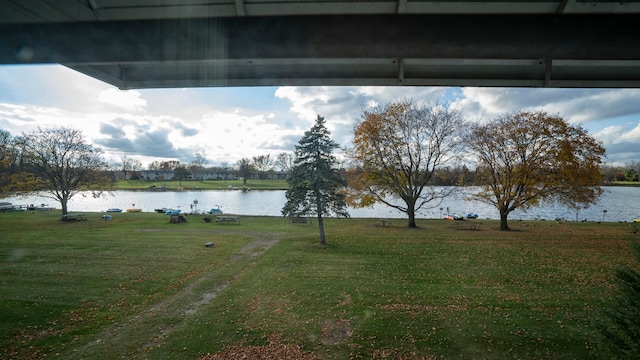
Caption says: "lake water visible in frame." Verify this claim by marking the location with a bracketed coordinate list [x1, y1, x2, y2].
[3, 186, 639, 222]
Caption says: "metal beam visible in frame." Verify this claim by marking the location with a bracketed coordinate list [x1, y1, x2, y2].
[1, 14, 639, 89]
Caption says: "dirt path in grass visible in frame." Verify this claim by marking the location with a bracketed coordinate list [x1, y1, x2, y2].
[65, 232, 282, 359]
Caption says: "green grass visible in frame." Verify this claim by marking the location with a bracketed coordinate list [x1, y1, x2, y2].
[115, 179, 288, 190]
[1, 212, 638, 359]
[607, 181, 640, 187]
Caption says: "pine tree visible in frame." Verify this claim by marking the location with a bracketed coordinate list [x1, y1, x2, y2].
[282, 115, 349, 244]
[598, 240, 640, 358]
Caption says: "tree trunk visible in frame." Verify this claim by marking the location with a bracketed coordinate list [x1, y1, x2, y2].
[317, 215, 326, 245]
[407, 199, 417, 228]
[499, 208, 510, 231]
[407, 210, 417, 228]
[61, 199, 68, 215]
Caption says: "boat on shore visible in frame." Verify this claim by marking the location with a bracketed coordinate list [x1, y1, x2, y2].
[28, 204, 55, 211]
[106, 208, 123, 213]
[209, 206, 223, 215]
[1, 202, 28, 211]
[126, 208, 142, 213]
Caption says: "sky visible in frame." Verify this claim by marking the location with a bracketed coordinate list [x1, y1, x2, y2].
[0, 64, 639, 168]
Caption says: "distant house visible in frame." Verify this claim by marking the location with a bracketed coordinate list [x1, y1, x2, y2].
[139, 169, 238, 181]
[113, 170, 142, 181]
[189, 170, 237, 181]
[140, 170, 175, 180]
[137, 169, 286, 181]
[250, 171, 288, 180]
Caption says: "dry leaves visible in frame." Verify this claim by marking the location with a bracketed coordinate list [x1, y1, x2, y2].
[200, 334, 318, 360]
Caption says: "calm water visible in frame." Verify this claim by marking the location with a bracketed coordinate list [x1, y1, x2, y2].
[4, 186, 639, 222]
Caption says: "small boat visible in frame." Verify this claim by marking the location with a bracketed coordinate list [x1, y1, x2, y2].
[126, 208, 142, 213]
[29, 204, 55, 211]
[445, 214, 464, 221]
[165, 209, 181, 215]
[465, 213, 479, 219]
[0, 202, 13, 212]
[155, 208, 170, 213]
[634, 219, 640, 223]
[209, 206, 223, 215]
[106, 208, 123, 213]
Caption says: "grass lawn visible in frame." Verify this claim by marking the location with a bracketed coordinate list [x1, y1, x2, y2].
[115, 179, 288, 190]
[1, 211, 638, 359]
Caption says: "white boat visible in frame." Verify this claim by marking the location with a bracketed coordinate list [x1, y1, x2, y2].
[29, 204, 55, 211]
[0, 202, 13, 212]
[106, 208, 123, 213]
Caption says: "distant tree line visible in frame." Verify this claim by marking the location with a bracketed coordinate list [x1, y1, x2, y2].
[602, 161, 640, 183]
[98, 152, 296, 185]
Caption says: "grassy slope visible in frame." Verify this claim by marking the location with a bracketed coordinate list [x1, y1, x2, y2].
[1, 212, 638, 359]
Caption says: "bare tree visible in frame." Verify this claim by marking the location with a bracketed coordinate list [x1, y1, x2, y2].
[129, 158, 142, 179]
[190, 151, 209, 180]
[276, 152, 294, 175]
[119, 155, 142, 180]
[236, 158, 254, 187]
[220, 162, 230, 182]
[149, 160, 182, 171]
[15, 127, 111, 215]
[348, 100, 466, 228]
[252, 154, 274, 179]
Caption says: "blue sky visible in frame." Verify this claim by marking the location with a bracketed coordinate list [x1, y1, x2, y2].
[1, 64, 639, 168]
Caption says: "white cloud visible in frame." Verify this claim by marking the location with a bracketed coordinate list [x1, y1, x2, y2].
[598, 121, 640, 144]
[274, 86, 451, 147]
[621, 122, 640, 143]
[195, 110, 301, 163]
[2, 65, 640, 166]
[455, 88, 640, 125]
[98, 88, 147, 112]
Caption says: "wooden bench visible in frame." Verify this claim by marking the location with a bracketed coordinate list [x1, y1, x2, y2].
[62, 214, 87, 222]
[454, 222, 480, 231]
[216, 215, 240, 224]
[290, 216, 309, 224]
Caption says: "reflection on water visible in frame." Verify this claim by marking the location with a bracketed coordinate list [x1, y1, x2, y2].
[3, 187, 639, 221]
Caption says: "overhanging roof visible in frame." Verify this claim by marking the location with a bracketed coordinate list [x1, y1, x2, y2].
[1, 0, 639, 89]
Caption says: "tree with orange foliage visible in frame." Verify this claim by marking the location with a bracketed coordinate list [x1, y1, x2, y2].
[466, 111, 606, 230]
[348, 100, 466, 228]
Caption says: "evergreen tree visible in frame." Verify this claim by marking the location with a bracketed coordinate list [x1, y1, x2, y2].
[598, 240, 640, 358]
[282, 115, 349, 244]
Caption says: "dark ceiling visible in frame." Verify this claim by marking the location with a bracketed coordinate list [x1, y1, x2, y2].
[1, 0, 639, 89]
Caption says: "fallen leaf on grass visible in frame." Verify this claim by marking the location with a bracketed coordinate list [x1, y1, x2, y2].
[200, 334, 318, 360]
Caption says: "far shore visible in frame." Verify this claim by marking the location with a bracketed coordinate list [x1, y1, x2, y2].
[114, 179, 640, 191]
[114, 179, 289, 191]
